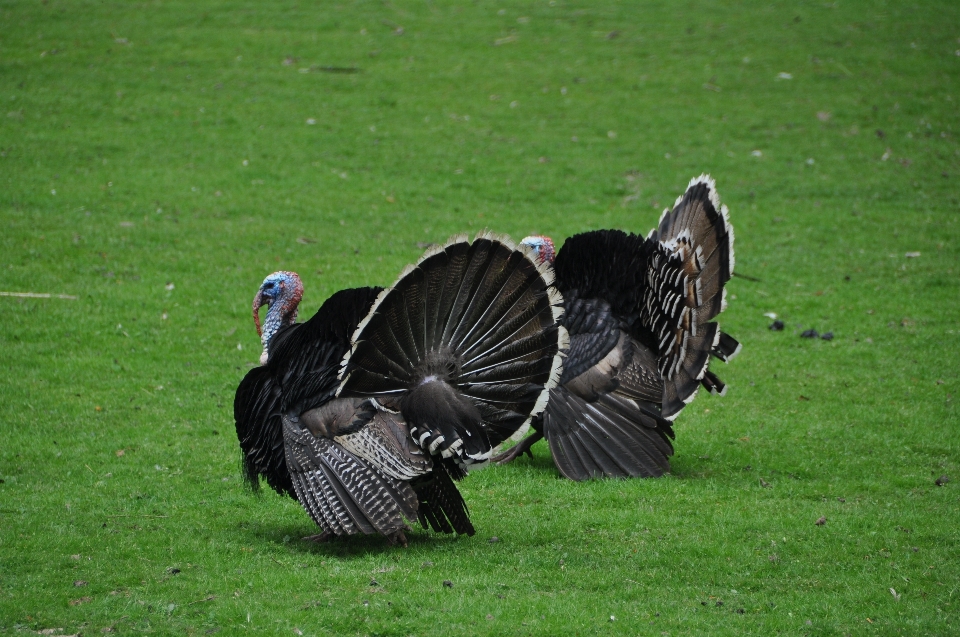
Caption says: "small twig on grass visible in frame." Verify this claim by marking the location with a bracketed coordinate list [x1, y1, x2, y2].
[0, 291, 78, 299]
[835, 62, 853, 76]
[187, 595, 217, 605]
[85, 464, 95, 474]
[316, 66, 361, 74]
[732, 272, 763, 283]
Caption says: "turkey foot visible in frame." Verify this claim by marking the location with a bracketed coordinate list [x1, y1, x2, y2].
[302, 531, 334, 543]
[491, 431, 543, 465]
[385, 529, 409, 548]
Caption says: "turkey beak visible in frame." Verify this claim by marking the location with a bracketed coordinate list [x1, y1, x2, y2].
[252, 289, 266, 338]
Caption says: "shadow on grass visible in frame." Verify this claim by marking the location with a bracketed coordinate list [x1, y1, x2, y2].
[244, 521, 474, 559]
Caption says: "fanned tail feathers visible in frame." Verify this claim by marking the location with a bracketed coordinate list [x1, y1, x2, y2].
[643, 175, 740, 419]
[338, 232, 566, 466]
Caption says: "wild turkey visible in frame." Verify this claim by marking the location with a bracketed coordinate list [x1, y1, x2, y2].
[493, 175, 740, 480]
[234, 233, 566, 545]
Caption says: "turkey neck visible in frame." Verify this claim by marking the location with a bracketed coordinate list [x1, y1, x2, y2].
[260, 296, 300, 363]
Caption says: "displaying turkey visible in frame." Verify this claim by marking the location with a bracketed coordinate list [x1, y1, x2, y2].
[492, 174, 740, 480]
[234, 233, 566, 545]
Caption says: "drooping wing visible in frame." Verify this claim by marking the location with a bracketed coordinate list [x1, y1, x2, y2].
[235, 365, 291, 496]
[494, 283, 673, 481]
[282, 416, 419, 537]
[334, 405, 434, 482]
[610, 335, 663, 404]
[542, 387, 673, 481]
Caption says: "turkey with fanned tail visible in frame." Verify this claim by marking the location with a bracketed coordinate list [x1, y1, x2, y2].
[234, 233, 566, 545]
[493, 174, 741, 481]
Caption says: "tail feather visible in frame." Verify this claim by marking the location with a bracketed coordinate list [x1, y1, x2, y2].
[455, 253, 541, 353]
[643, 175, 739, 419]
[658, 175, 735, 284]
[441, 239, 501, 346]
[459, 356, 555, 385]
[700, 369, 727, 396]
[338, 233, 565, 464]
[712, 331, 742, 362]
[459, 286, 548, 364]
[411, 463, 475, 536]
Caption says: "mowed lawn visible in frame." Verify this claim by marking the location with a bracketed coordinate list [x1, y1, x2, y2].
[1, 0, 958, 634]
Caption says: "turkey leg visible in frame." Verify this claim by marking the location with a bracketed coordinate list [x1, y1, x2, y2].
[491, 431, 543, 465]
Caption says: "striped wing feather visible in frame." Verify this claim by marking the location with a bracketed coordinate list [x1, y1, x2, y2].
[283, 417, 418, 537]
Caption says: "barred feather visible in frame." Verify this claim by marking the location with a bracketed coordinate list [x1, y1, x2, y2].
[643, 174, 738, 418]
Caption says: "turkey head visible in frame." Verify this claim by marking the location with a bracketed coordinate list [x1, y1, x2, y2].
[252, 271, 304, 365]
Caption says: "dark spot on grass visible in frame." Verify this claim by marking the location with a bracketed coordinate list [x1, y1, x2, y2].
[801, 329, 819, 338]
[443, 580, 453, 588]
[769, 320, 784, 331]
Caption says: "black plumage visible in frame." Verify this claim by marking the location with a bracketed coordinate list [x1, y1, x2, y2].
[494, 175, 740, 480]
[235, 233, 565, 544]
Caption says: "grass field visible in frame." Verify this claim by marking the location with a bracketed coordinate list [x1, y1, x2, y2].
[2, 0, 959, 634]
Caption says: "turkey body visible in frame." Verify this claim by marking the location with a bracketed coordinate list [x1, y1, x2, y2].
[495, 175, 741, 480]
[235, 233, 566, 544]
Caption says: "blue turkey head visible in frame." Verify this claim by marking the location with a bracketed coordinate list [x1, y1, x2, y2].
[252, 271, 304, 365]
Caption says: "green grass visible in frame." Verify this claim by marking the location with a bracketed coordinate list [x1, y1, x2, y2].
[2, 0, 959, 634]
